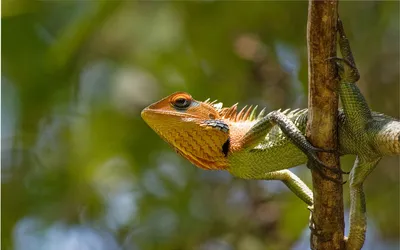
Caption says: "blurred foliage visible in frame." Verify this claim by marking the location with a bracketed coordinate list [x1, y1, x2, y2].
[1, 1, 399, 250]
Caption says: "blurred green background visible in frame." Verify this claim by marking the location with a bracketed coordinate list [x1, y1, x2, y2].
[2, 1, 399, 250]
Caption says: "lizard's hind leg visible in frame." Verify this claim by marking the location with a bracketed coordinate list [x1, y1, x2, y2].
[346, 157, 381, 250]
[251, 169, 313, 206]
[336, 19, 360, 83]
[333, 18, 384, 250]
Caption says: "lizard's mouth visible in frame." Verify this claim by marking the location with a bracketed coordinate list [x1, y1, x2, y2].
[141, 108, 198, 121]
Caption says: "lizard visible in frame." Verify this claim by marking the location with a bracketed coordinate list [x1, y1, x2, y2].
[141, 20, 400, 250]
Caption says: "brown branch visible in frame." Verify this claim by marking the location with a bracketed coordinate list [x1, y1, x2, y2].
[306, 1, 345, 250]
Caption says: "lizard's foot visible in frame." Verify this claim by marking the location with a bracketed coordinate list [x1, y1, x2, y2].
[308, 206, 336, 242]
[306, 147, 349, 175]
[326, 57, 357, 72]
[326, 18, 360, 83]
[326, 57, 355, 68]
[327, 56, 360, 85]
[307, 159, 347, 184]
[295, 133, 348, 177]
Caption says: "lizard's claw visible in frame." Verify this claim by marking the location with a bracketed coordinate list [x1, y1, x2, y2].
[326, 57, 356, 70]
[309, 205, 337, 242]
[307, 160, 347, 184]
[310, 145, 336, 153]
[308, 205, 316, 231]
[308, 205, 324, 237]
[304, 144, 349, 183]
[306, 147, 349, 175]
[299, 141, 348, 179]
[326, 57, 360, 83]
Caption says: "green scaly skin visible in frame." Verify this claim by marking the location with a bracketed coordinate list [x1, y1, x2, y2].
[226, 20, 399, 250]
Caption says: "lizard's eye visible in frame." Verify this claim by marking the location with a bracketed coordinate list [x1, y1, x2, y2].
[171, 94, 192, 109]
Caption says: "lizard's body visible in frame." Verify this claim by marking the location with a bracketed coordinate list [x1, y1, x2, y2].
[141, 88, 399, 204]
[227, 108, 398, 178]
[226, 108, 309, 177]
[141, 21, 399, 250]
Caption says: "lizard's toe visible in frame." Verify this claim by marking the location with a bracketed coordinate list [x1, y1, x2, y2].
[310, 146, 336, 153]
[307, 160, 344, 184]
[308, 153, 348, 175]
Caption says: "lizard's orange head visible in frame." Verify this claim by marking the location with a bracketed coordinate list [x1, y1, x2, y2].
[141, 92, 230, 170]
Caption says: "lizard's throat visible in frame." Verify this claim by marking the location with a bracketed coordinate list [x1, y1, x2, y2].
[174, 147, 228, 170]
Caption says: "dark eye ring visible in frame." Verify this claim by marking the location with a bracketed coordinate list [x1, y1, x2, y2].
[173, 97, 191, 109]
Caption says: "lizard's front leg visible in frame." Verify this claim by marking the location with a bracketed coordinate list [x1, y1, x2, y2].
[242, 111, 347, 182]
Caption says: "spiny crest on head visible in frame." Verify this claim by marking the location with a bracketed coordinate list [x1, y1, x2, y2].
[204, 98, 260, 122]
[204, 98, 222, 109]
[204, 97, 307, 122]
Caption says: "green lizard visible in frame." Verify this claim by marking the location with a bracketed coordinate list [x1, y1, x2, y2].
[141, 21, 399, 250]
